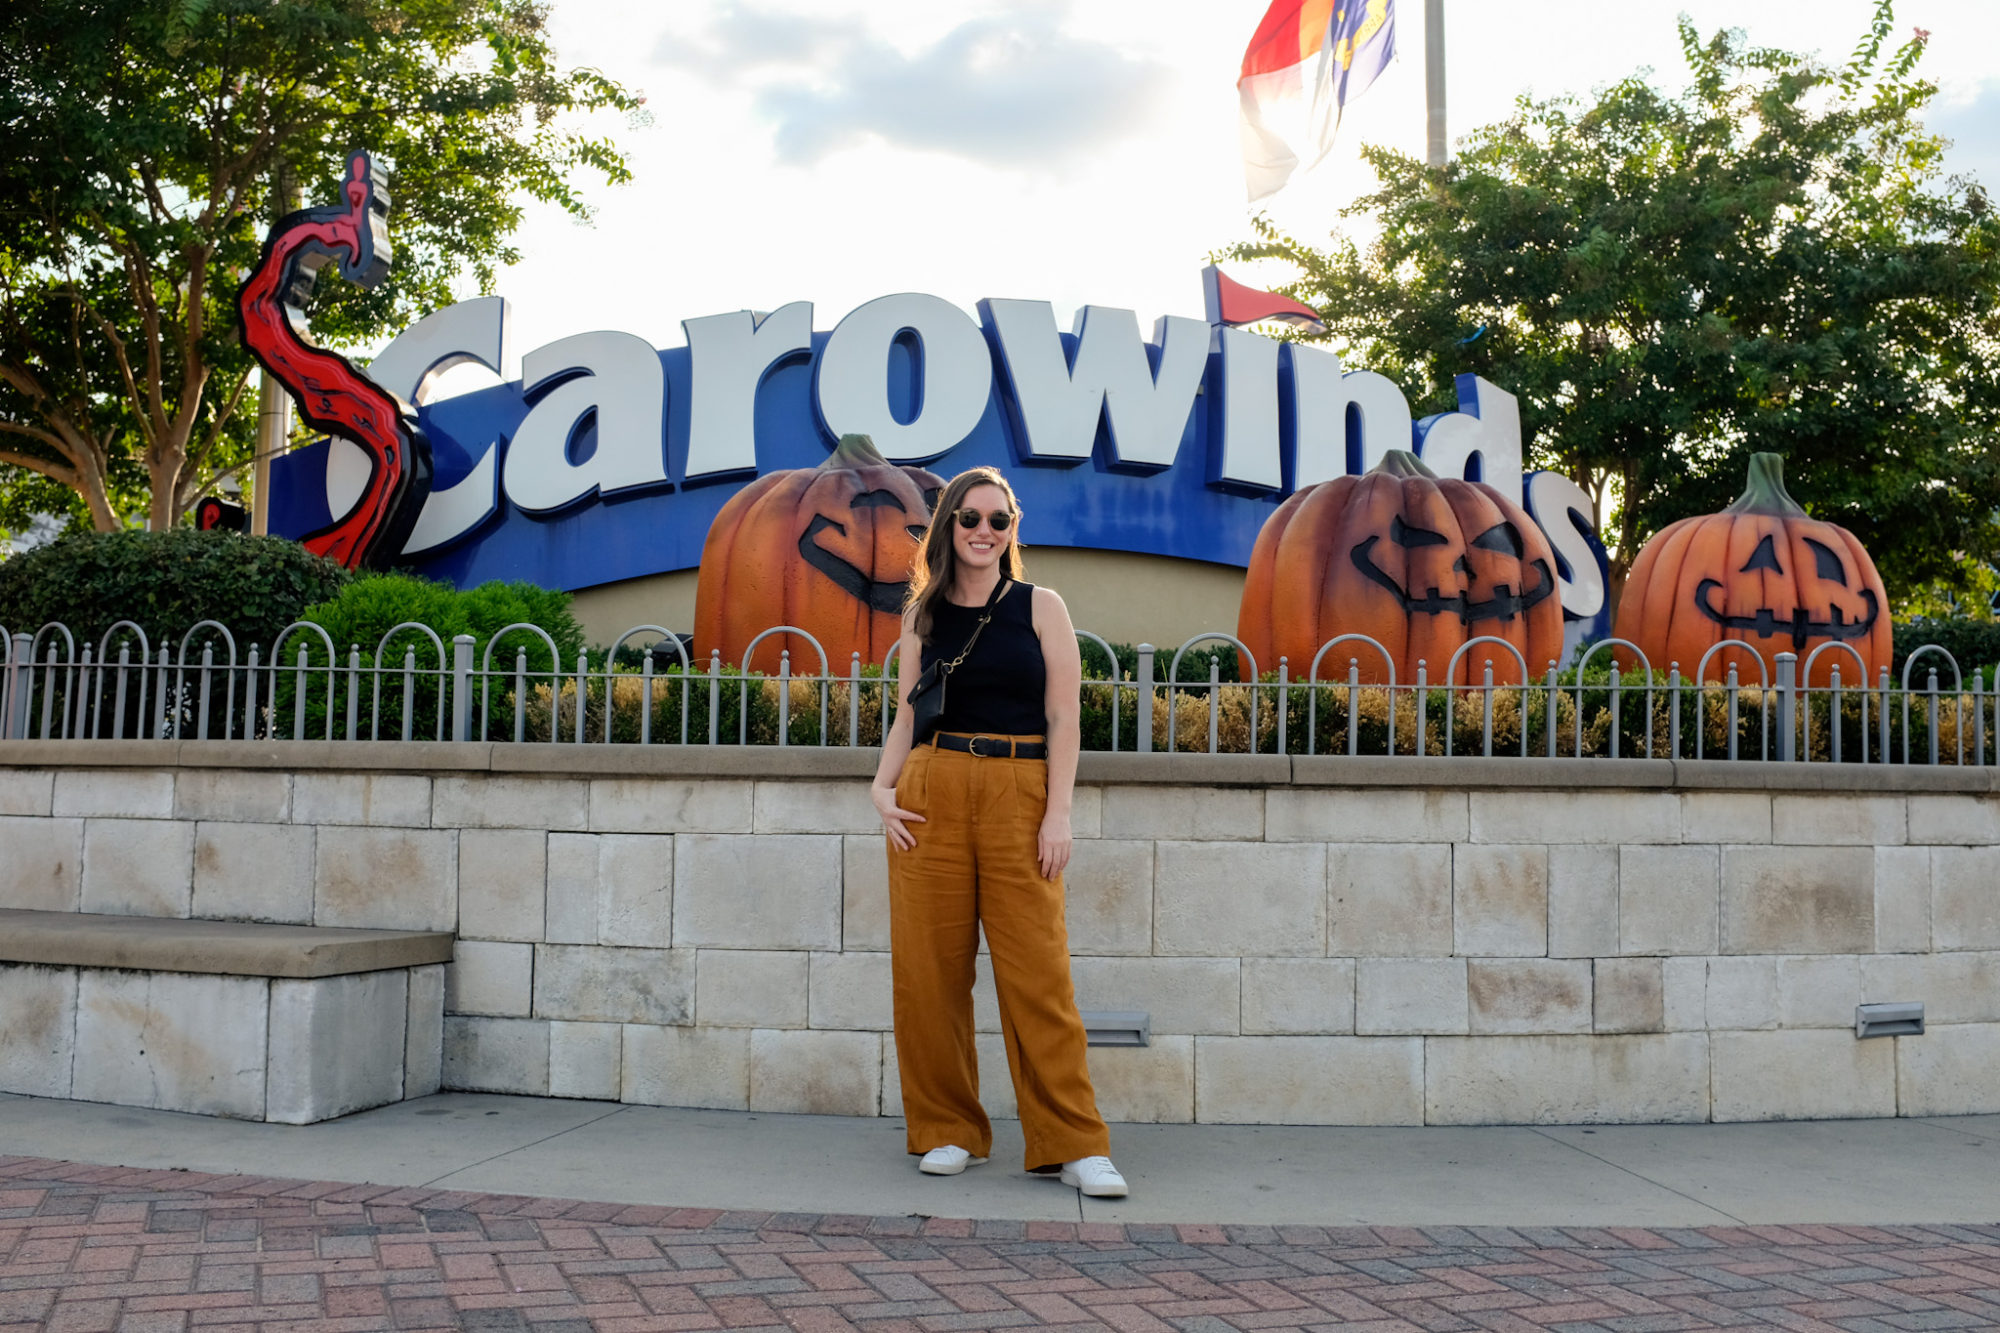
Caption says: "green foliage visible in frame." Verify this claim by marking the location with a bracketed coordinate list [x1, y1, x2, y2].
[0, 0, 641, 531]
[0, 528, 351, 657]
[1893, 619, 2000, 684]
[1219, 3, 2000, 607]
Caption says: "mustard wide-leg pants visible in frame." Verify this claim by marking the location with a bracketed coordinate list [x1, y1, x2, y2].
[887, 736, 1110, 1172]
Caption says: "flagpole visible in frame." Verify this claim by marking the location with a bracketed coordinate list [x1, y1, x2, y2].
[1424, 0, 1447, 168]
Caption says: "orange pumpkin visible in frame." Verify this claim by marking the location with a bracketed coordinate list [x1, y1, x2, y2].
[1238, 450, 1564, 686]
[1613, 452, 1889, 684]
[694, 433, 943, 674]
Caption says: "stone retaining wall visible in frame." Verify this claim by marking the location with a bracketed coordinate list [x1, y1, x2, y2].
[3, 741, 1997, 1125]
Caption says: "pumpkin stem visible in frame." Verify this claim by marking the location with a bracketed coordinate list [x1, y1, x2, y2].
[1724, 452, 1807, 517]
[825, 433, 888, 469]
[1372, 449, 1440, 480]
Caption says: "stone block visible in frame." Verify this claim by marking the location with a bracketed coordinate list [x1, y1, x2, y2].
[1932, 847, 2000, 951]
[1619, 845, 1719, 955]
[73, 969, 268, 1118]
[697, 949, 809, 1028]
[266, 971, 409, 1124]
[1680, 792, 1771, 844]
[1193, 1036, 1422, 1125]
[842, 835, 891, 952]
[1242, 959, 1355, 1035]
[753, 780, 880, 834]
[1874, 848, 1931, 953]
[880, 1037, 903, 1118]
[1070, 785, 1103, 839]
[1266, 789, 1467, 843]
[1154, 841, 1324, 956]
[1467, 959, 1590, 1034]
[1468, 791, 1678, 845]
[1328, 844, 1452, 957]
[192, 822, 314, 924]
[544, 832, 599, 945]
[53, 770, 174, 819]
[405, 964, 444, 1098]
[447, 940, 534, 1017]
[81, 818, 195, 918]
[1594, 958, 1664, 1034]
[973, 954, 1001, 1032]
[673, 834, 841, 950]
[1706, 957, 1779, 1030]
[0, 817, 83, 911]
[1070, 957, 1240, 1036]
[533, 944, 692, 1025]
[1355, 958, 1468, 1035]
[598, 834, 674, 948]
[1063, 840, 1153, 956]
[1547, 846, 1618, 959]
[0, 771, 53, 817]
[0, 965, 76, 1097]
[750, 1029, 879, 1116]
[1861, 953, 2000, 1024]
[549, 1021, 622, 1100]
[433, 775, 586, 831]
[622, 1024, 750, 1110]
[457, 829, 546, 943]
[808, 951, 890, 1031]
[1772, 794, 1906, 846]
[1710, 1029, 1895, 1121]
[176, 770, 289, 823]
[1425, 1034, 1710, 1124]
[1454, 845, 1547, 957]
[1101, 786, 1262, 840]
[1908, 795, 2000, 845]
[1897, 1022, 2000, 1117]
[292, 773, 431, 827]
[1720, 846, 1874, 955]
[588, 777, 753, 834]
[442, 1016, 549, 1095]
[1086, 1036, 1194, 1123]
[1777, 956, 1862, 1029]
[1661, 957, 1707, 1030]
[314, 826, 456, 932]
[969, 1029, 1019, 1120]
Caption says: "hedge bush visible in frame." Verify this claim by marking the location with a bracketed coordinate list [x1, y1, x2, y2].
[1893, 619, 2000, 685]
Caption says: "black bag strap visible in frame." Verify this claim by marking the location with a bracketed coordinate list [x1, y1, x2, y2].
[933, 578, 1009, 678]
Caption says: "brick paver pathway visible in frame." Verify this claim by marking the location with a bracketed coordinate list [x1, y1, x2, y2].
[3, 1155, 1999, 1333]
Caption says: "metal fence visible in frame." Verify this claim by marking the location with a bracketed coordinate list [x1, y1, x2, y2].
[2, 620, 1995, 765]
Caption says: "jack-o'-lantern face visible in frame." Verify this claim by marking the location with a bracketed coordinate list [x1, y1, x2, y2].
[1237, 450, 1566, 685]
[694, 434, 943, 673]
[1613, 453, 1891, 681]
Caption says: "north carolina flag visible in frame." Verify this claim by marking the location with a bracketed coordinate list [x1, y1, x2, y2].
[1239, 0, 1397, 201]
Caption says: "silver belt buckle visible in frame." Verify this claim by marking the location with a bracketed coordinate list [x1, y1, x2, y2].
[969, 735, 1005, 758]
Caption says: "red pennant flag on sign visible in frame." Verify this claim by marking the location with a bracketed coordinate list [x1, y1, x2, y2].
[1202, 265, 1327, 335]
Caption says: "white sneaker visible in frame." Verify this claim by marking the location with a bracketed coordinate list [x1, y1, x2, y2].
[918, 1146, 987, 1176]
[1060, 1155, 1128, 1197]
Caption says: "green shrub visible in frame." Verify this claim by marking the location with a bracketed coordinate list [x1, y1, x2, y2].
[1893, 619, 2000, 687]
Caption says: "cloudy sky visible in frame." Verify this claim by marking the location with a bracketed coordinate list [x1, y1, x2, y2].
[472, 0, 2000, 364]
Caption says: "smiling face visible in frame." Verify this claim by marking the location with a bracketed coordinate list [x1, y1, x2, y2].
[950, 482, 1015, 585]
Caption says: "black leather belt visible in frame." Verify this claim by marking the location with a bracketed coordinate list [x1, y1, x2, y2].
[932, 734, 1047, 759]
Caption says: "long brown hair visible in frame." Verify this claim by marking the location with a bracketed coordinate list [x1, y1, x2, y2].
[905, 467, 1026, 642]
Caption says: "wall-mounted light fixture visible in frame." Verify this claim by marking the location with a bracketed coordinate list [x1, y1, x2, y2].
[1080, 1011, 1150, 1047]
[1856, 1001, 1924, 1039]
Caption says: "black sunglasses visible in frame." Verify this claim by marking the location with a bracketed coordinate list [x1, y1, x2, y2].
[953, 507, 1014, 533]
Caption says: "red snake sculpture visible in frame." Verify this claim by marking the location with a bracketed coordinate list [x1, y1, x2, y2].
[237, 150, 432, 568]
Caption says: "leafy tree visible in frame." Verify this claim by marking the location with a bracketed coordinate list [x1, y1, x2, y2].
[0, 0, 641, 538]
[1221, 2, 2000, 610]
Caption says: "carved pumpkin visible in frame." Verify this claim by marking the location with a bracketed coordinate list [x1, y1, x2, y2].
[1237, 450, 1564, 686]
[1613, 452, 1888, 683]
[694, 433, 943, 674]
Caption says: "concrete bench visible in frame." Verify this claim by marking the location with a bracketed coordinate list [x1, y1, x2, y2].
[0, 909, 452, 1124]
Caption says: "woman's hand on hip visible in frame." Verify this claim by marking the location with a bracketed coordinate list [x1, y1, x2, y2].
[872, 783, 924, 851]
[1037, 810, 1072, 880]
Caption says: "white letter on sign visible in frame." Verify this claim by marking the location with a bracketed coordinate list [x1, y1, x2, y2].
[1211, 326, 1282, 490]
[681, 302, 814, 481]
[502, 331, 667, 513]
[979, 300, 1207, 468]
[1413, 374, 1524, 501]
[815, 294, 992, 463]
[1284, 343, 1413, 488]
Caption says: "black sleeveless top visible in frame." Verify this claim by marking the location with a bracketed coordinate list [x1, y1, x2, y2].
[920, 582, 1047, 736]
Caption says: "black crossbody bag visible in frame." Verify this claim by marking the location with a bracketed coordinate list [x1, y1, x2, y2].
[906, 579, 1009, 746]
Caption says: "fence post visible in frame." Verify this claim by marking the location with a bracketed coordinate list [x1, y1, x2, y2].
[1776, 652, 1797, 763]
[1136, 644, 1155, 754]
[5, 632, 29, 740]
[450, 634, 474, 743]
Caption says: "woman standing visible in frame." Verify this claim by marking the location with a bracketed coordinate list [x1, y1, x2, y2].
[869, 467, 1128, 1199]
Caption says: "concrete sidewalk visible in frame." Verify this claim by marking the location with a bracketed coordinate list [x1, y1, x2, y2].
[2, 1092, 1995, 1228]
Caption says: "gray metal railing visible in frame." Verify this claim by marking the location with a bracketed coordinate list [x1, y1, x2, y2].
[2, 619, 1994, 764]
